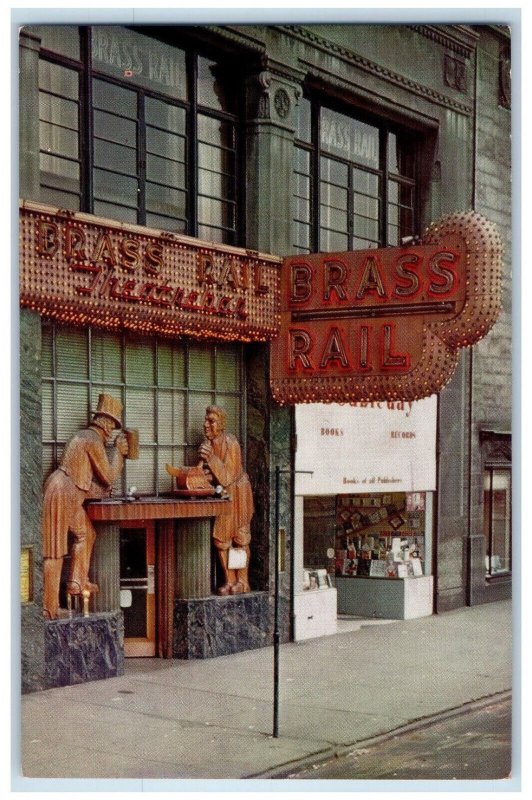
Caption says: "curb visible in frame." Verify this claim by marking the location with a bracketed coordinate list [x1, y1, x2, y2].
[246, 690, 512, 780]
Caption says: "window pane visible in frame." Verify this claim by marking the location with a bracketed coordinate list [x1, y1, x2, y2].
[293, 221, 311, 252]
[31, 25, 80, 60]
[197, 225, 231, 244]
[157, 390, 186, 445]
[146, 126, 185, 162]
[40, 154, 79, 189]
[125, 448, 155, 494]
[198, 169, 234, 200]
[295, 147, 310, 173]
[296, 97, 311, 143]
[145, 97, 186, 134]
[294, 196, 310, 222]
[39, 92, 78, 128]
[214, 394, 240, 435]
[42, 382, 54, 441]
[146, 153, 185, 187]
[320, 182, 348, 210]
[93, 200, 137, 224]
[198, 142, 235, 174]
[91, 330, 122, 383]
[94, 109, 136, 147]
[146, 182, 186, 219]
[94, 139, 136, 174]
[92, 27, 187, 101]
[320, 228, 348, 252]
[39, 60, 78, 100]
[40, 120, 78, 159]
[57, 383, 89, 442]
[93, 79, 137, 118]
[294, 172, 310, 200]
[484, 469, 511, 573]
[188, 392, 214, 444]
[321, 157, 348, 186]
[198, 115, 235, 149]
[94, 168, 138, 207]
[320, 204, 348, 233]
[157, 341, 185, 387]
[146, 213, 186, 233]
[197, 56, 235, 112]
[56, 327, 88, 379]
[125, 388, 156, 441]
[353, 168, 379, 196]
[215, 347, 240, 390]
[188, 344, 214, 389]
[354, 214, 379, 241]
[125, 338, 155, 385]
[198, 196, 235, 229]
[321, 107, 379, 168]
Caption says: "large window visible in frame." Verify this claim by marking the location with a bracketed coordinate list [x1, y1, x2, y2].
[293, 97, 417, 254]
[35, 25, 241, 244]
[41, 321, 245, 495]
[483, 468, 512, 576]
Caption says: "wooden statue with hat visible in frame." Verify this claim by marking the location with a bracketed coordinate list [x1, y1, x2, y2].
[42, 393, 129, 619]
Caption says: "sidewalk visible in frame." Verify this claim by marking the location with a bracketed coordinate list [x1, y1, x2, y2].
[17, 599, 513, 785]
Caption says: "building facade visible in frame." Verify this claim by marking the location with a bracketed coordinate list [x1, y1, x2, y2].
[19, 23, 512, 692]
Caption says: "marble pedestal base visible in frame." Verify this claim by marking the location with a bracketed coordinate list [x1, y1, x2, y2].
[173, 592, 271, 659]
[44, 611, 124, 688]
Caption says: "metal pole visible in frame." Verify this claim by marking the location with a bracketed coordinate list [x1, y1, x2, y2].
[273, 464, 280, 738]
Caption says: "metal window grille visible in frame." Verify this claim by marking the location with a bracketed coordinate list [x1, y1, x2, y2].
[41, 320, 245, 496]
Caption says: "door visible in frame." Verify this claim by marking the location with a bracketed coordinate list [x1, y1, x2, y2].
[120, 522, 156, 657]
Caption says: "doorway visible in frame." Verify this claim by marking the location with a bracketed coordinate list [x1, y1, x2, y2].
[120, 522, 156, 656]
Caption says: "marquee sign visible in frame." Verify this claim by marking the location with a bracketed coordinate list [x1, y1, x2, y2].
[19, 202, 282, 342]
[270, 211, 502, 404]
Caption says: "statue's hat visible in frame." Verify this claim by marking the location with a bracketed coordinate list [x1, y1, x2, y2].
[93, 393, 122, 429]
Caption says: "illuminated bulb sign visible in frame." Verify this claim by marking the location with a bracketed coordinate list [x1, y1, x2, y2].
[270, 211, 503, 404]
[19, 202, 281, 342]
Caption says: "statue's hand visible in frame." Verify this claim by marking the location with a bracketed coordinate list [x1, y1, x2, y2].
[116, 433, 129, 456]
[198, 441, 212, 461]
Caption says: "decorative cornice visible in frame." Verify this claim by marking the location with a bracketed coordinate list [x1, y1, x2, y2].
[281, 25, 473, 116]
[203, 24, 266, 54]
[408, 24, 479, 59]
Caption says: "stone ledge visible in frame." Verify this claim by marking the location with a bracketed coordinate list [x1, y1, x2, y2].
[45, 611, 124, 688]
[173, 592, 272, 659]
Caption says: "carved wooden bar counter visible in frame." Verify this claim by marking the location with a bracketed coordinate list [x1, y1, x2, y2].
[87, 495, 230, 523]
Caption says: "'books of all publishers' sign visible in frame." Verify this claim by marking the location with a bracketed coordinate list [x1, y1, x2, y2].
[294, 397, 437, 496]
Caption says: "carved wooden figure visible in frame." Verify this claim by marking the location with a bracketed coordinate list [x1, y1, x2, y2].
[166, 405, 254, 595]
[199, 406, 254, 595]
[42, 394, 129, 619]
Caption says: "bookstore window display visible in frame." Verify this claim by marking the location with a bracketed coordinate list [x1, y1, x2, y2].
[334, 492, 428, 580]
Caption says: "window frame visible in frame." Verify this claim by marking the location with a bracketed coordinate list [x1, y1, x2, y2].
[293, 93, 421, 254]
[480, 430, 512, 579]
[37, 25, 244, 246]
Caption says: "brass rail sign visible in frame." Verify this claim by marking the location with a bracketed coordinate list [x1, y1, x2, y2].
[270, 211, 502, 404]
[20, 202, 282, 342]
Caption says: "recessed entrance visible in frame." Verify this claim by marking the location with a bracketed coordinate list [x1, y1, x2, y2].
[120, 522, 156, 657]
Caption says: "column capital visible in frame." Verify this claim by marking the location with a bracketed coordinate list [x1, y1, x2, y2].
[246, 58, 305, 131]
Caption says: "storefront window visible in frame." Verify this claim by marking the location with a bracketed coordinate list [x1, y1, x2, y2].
[36, 26, 241, 244]
[293, 97, 418, 253]
[303, 491, 430, 585]
[483, 468, 511, 575]
[41, 321, 244, 495]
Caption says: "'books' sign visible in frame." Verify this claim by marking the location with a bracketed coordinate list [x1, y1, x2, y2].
[270, 210, 502, 404]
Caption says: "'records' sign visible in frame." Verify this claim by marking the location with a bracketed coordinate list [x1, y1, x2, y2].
[270, 211, 503, 404]
[19, 202, 281, 342]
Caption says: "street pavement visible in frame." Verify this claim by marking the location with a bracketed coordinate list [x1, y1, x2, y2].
[16, 598, 514, 788]
[280, 694, 512, 780]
